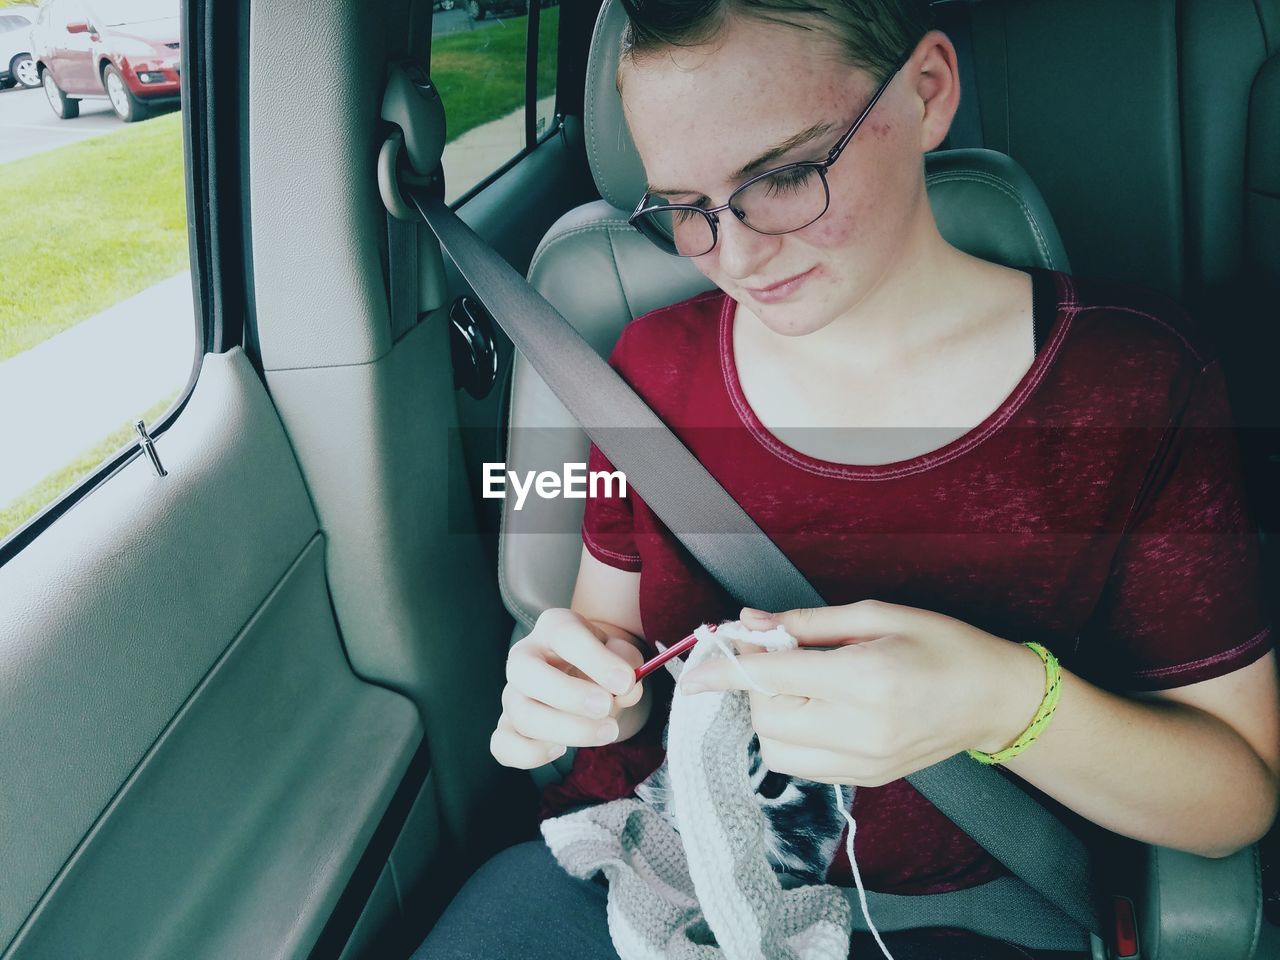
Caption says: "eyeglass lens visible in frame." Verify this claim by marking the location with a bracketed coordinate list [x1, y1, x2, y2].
[636, 164, 831, 257]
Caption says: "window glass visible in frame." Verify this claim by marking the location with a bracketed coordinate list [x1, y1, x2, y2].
[0, 0, 193, 544]
[534, 0, 559, 138]
[433, 0, 560, 202]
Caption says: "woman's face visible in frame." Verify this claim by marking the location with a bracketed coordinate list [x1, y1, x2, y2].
[619, 16, 937, 338]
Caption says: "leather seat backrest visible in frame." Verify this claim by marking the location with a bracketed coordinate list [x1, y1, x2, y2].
[941, 0, 1280, 425]
[499, 0, 1070, 637]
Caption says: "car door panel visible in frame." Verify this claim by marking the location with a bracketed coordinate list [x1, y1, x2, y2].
[241, 3, 556, 928]
[3, 0, 608, 952]
[0, 349, 422, 959]
[56, 0, 96, 94]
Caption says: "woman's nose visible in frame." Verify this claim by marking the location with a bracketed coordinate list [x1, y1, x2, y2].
[712, 212, 781, 281]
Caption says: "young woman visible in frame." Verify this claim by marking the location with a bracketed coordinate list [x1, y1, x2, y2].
[415, 1, 1278, 957]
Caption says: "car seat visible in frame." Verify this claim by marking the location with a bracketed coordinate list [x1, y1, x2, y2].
[931, 0, 1280, 549]
[493, 0, 1279, 955]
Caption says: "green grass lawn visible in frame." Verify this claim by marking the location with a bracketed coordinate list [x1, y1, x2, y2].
[0, 394, 176, 543]
[433, 7, 559, 142]
[0, 16, 557, 362]
[0, 111, 189, 362]
[0, 18, 557, 540]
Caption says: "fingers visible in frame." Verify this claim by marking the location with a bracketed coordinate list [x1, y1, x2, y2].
[491, 712, 564, 769]
[539, 609, 636, 697]
[682, 649, 853, 700]
[492, 607, 645, 772]
[741, 599, 909, 647]
[502, 683, 620, 748]
[603, 636, 646, 708]
[747, 694, 846, 753]
[755, 736, 860, 785]
[508, 647, 620, 718]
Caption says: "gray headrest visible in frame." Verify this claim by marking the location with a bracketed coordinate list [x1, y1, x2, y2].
[584, 0, 646, 210]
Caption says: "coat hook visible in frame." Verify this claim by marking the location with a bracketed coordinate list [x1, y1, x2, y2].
[133, 420, 168, 478]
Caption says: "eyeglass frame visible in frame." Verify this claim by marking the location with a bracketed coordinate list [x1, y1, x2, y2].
[627, 50, 913, 258]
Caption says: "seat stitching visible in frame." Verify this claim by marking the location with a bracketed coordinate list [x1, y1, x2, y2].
[584, 23, 622, 209]
[925, 170, 1050, 260]
[605, 227, 632, 318]
[528, 219, 634, 278]
[925, 169, 1052, 263]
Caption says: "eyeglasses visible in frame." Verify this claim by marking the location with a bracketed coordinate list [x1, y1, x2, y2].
[628, 52, 910, 258]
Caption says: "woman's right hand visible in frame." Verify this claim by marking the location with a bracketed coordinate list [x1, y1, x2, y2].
[491, 607, 647, 770]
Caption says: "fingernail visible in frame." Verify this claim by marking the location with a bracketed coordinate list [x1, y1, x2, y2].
[585, 692, 612, 717]
[609, 670, 633, 695]
[596, 721, 618, 743]
[741, 608, 776, 625]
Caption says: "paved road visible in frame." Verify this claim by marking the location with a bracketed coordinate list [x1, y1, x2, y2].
[0, 6, 511, 164]
[0, 84, 133, 165]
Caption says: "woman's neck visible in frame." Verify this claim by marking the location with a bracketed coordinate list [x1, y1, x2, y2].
[735, 220, 1002, 379]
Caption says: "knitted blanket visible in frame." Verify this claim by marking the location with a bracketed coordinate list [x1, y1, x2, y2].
[540, 622, 873, 960]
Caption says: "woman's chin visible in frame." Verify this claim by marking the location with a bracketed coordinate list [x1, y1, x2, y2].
[738, 298, 837, 339]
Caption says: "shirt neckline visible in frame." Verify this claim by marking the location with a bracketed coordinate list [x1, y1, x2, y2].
[718, 268, 1079, 481]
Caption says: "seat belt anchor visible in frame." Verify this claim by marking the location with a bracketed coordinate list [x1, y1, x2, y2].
[379, 59, 446, 220]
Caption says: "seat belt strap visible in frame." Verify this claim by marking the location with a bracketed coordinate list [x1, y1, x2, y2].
[387, 214, 419, 342]
[854, 877, 1091, 950]
[404, 183, 1105, 941]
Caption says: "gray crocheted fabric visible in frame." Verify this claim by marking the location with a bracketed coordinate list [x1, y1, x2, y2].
[540, 623, 856, 960]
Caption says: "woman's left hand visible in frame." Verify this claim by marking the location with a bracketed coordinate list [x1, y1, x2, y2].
[676, 601, 1046, 786]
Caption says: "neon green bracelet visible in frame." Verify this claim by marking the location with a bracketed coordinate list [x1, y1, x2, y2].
[966, 641, 1062, 766]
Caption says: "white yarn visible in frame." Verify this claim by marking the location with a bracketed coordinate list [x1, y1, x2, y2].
[693, 622, 896, 960]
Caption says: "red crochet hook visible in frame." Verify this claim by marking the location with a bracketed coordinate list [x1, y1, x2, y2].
[634, 623, 717, 682]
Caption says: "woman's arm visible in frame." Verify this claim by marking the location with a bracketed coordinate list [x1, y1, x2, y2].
[991, 644, 1280, 858]
[570, 545, 653, 742]
[678, 602, 1279, 859]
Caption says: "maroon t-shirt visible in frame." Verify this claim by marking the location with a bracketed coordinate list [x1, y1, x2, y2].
[537, 268, 1273, 897]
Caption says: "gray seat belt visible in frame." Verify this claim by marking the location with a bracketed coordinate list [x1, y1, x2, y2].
[857, 877, 1091, 945]
[403, 182, 1105, 953]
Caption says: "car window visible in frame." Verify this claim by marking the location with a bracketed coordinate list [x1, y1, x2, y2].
[0, 0, 194, 546]
[97, 0, 174, 27]
[434, 0, 560, 203]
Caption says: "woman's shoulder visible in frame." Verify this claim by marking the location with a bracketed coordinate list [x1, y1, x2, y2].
[613, 287, 726, 352]
[1058, 271, 1215, 370]
[1048, 271, 1220, 421]
[606, 288, 728, 398]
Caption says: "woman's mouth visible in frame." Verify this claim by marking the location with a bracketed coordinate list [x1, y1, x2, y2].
[745, 266, 818, 304]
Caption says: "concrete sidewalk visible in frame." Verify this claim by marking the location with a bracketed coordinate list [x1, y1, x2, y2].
[0, 272, 196, 507]
[443, 94, 557, 203]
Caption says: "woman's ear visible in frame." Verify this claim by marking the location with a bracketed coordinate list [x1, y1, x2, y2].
[909, 29, 961, 153]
